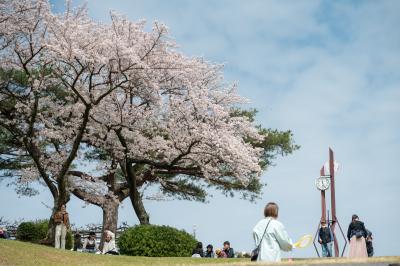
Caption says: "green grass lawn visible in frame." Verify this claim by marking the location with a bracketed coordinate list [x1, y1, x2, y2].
[0, 239, 399, 266]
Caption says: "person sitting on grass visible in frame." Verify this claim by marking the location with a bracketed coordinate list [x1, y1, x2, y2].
[83, 232, 98, 253]
[191, 242, 204, 257]
[0, 227, 9, 239]
[102, 230, 119, 255]
[215, 248, 227, 258]
[205, 244, 215, 258]
[222, 241, 235, 258]
[73, 233, 82, 251]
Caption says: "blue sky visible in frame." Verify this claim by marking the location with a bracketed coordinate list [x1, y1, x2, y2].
[1, 0, 399, 257]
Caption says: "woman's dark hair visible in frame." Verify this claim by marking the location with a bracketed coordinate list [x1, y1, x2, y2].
[206, 244, 213, 250]
[264, 202, 279, 218]
[196, 242, 203, 249]
[89, 231, 96, 236]
[352, 214, 359, 222]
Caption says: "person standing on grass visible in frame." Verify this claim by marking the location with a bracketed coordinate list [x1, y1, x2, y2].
[253, 202, 293, 262]
[222, 241, 235, 258]
[53, 204, 70, 249]
[318, 221, 333, 257]
[347, 214, 368, 258]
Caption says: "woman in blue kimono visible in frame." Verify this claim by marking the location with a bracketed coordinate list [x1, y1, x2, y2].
[253, 202, 293, 262]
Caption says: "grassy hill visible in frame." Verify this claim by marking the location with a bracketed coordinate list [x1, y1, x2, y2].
[0, 239, 399, 266]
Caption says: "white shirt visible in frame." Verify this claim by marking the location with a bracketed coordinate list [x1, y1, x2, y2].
[83, 238, 98, 250]
[253, 218, 293, 262]
[102, 231, 117, 254]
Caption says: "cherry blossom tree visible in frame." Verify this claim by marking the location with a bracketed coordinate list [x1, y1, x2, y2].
[1, 0, 298, 240]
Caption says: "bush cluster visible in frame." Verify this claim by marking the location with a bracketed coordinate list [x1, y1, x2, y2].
[16, 220, 48, 243]
[16, 221, 38, 242]
[118, 225, 197, 257]
[16, 220, 72, 249]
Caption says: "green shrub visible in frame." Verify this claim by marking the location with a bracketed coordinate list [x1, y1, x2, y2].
[118, 225, 197, 257]
[16, 222, 37, 242]
[34, 220, 49, 241]
[17, 220, 48, 243]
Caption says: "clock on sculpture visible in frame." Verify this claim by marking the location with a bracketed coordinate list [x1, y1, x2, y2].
[315, 176, 331, 191]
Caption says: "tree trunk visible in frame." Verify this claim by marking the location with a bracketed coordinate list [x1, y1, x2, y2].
[115, 131, 150, 225]
[124, 160, 150, 225]
[99, 199, 119, 251]
[43, 205, 57, 246]
[56, 178, 70, 209]
[129, 186, 150, 225]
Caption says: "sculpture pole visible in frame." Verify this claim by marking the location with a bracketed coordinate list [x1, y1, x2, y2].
[313, 148, 347, 257]
[329, 148, 339, 257]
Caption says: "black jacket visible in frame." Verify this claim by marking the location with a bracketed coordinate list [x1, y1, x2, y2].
[347, 221, 367, 240]
[319, 227, 333, 244]
[223, 247, 234, 258]
[205, 250, 214, 258]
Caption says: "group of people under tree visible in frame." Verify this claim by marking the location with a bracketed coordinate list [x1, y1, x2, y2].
[52, 202, 374, 260]
[192, 241, 235, 258]
[1, 197, 375, 261]
[53, 205, 118, 255]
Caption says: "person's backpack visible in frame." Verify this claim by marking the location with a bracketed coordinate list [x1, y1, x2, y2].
[53, 212, 63, 223]
[355, 230, 364, 238]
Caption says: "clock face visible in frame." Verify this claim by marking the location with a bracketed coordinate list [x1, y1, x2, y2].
[315, 177, 330, 190]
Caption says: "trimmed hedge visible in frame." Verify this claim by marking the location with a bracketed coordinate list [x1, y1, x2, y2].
[16, 219, 72, 249]
[16, 221, 38, 242]
[118, 225, 197, 257]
